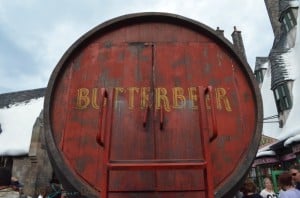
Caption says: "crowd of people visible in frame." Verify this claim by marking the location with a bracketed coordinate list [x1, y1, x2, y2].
[237, 164, 300, 198]
[1, 164, 300, 197]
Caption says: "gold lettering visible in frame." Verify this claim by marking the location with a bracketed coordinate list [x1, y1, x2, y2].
[215, 88, 232, 112]
[76, 88, 90, 109]
[74, 86, 233, 112]
[128, 87, 139, 109]
[141, 87, 150, 109]
[188, 87, 198, 109]
[172, 87, 186, 109]
[91, 88, 100, 109]
[155, 88, 171, 112]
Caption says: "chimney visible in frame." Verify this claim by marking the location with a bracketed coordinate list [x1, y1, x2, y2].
[216, 27, 224, 37]
[264, 0, 281, 37]
[231, 26, 247, 62]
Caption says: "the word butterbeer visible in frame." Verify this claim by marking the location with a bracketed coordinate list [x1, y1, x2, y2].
[75, 87, 232, 112]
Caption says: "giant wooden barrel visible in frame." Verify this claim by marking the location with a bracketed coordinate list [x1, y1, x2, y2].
[44, 12, 263, 198]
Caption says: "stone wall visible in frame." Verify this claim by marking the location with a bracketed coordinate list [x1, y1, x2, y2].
[12, 156, 31, 185]
[13, 110, 53, 197]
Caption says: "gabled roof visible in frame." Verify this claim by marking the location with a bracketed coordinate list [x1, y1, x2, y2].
[254, 57, 269, 71]
[0, 88, 45, 156]
[257, 2, 300, 158]
[270, 48, 294, 89]
[280, 0, 299, 15]
[269, 1, 299, 88]
[0, 88, 45, 108]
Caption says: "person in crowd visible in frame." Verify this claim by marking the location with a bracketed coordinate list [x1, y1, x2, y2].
[289, 164, 300, 190]
[278, 172, 300, 198]
[234, 190, 244, 198]
[260, 177, 278, 198]
[241, 178, 263, 198]
[11, 177, 22, 191]
[0, 167, 19, 198]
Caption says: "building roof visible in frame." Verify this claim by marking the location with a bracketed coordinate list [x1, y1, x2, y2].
[254, 57, 269, 71]
[270, 48, 294, 88]
[269, 0, 299, 88]
[257, 2, 300, 158]
[280, 0, 299, 14]
[0, 88, 45, 156]
[0, 88, 45, 108]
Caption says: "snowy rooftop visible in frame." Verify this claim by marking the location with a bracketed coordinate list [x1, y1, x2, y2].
[257, 5, 300, 157]
[254, 57, 269, 71]
[280, 0, 300, 13]
[275, 7, 300, 142]
[0, 97, 43, 156]
[256, 150, 276, 158]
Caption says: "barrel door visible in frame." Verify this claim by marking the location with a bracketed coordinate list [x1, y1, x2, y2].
[105, 43, 205, 192]
[44, 13, 262, 198]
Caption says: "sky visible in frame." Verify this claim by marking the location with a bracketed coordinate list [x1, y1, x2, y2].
[0, 0, 274, 94]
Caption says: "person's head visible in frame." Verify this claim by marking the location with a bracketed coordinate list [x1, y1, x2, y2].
[278, 172, 293, 190]
[263, 177, 273, 190]
[289, 164, 300, 183]
[242, 178, 258, 195]
[0, 167, 12, 186]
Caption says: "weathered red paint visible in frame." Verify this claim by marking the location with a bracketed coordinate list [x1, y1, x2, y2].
[44, 13, 263, 198]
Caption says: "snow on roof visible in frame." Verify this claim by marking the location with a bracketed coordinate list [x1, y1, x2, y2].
[270, 48, 295, 88]
[255, 57, 269, 71]
[258, 145, 272, 153]
[284, 134, 300, 146]
[276, 7, 300, 141]
[281, 49, 297, 79]
[280, 0, 299, 13]
[260, 60, 269, 69]
[0, 97, 43, 156]
[256, 150, 276, 158]
[258, 6, 300, 157]
[289, 0, 300, 8]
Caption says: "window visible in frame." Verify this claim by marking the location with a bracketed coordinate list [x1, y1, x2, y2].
[281, 9, 297, 32]
[273, 83, 292, 112]
[255, 69, 266, 84]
